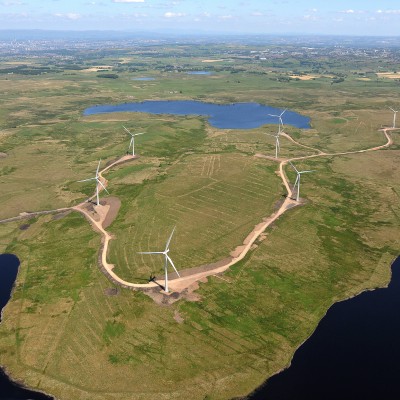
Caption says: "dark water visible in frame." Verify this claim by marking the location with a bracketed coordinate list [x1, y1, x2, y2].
[83, 100, 311, 130]
[0, 254, 53, 400]
[248, 256, 400, 400]
[3, 252, 398, 400]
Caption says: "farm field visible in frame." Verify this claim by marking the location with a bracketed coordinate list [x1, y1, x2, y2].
[0, 40, 399, 400]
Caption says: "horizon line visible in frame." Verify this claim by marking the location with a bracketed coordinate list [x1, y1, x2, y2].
[0, 29, 400, 38]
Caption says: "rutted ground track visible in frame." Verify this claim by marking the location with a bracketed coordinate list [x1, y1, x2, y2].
[0, 129, 395, 301]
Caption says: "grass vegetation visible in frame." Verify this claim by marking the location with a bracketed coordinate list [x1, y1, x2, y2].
[109, 151, 282, 281]
[0, 42, 399, 399]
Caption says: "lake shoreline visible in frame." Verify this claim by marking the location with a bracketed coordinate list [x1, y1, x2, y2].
[2, 253, 397, 400]
[0, 254, 54, 400]
[246, 254, 400, 400]
[0, 365, 56, 400]
[83, 100, 311, 130]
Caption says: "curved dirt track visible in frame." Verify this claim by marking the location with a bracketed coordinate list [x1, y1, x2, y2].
[1, 128, 395, 298]
[73, 155, 159, 290]
[72, 127, 395, 295]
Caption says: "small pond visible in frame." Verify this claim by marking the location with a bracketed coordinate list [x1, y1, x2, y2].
[131, 77, 155, 81]
[186, 71, 213, 75]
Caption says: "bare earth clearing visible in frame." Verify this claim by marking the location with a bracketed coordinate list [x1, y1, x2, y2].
[376, 72, 400, 79]
[0, 128, 395, 304]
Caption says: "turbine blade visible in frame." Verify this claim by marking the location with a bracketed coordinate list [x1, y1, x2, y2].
[166, 255, 180, 278]
[389, 107, 395, 112]
[289, 161, 299, 173]
[96, 159, 101, 176]
[294, 174, 299, 188]
[299, 170, 316, 174]
[165, 226, 176, 251]
[268, 113, 279, 118]
[138, 251, 165, 255]
[277, 137, 280, 150]
[280, 109, 287, 117]
[77, 177, 96, 183]
[123, 125, 134, 137]
[97, 179, 109, 194]
[133, 132, 145, 136]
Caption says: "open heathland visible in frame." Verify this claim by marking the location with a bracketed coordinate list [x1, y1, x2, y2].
[0, 40, 399, 399]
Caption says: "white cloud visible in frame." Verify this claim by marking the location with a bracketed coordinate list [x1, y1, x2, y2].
[113, 0, 144, 3]
[164, 11, 185, 18]
[219, 15, 233, 20]
[251, 12, 263, 16]
[122, 12, 147, 18]
[377, 9, 400, 14]
[339, 9, 365, 15]
[303, 14, 318, 21]
[54, 12, 82, 20]
[1, 1, 24, 5]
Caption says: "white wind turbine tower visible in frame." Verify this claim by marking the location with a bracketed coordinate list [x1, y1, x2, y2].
[138, 226, 180, 293]
[77, 159, 109, 206]
[123, 125, 144, 156]
[267, 131, 280, 158]
[389, 107, 398, 128]
[289, 161, 315, 202]
[268, 109, 287, 134]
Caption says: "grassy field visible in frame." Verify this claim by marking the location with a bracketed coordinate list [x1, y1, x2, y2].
[108, 152, 282, 281]
[0, 44, 399, 400]
[0, 149, 397, 400]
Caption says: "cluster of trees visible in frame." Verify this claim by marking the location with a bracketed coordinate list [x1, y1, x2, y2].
[97, 73, 119, 79]
[0, 65, 54, 75]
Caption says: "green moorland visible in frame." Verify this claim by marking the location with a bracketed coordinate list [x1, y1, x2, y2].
[0, 42, 399, 400]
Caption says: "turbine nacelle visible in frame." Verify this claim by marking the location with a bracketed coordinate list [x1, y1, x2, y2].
[289, 161, 315, 202]
[77, 159, 109, 206]
[138, 226, 180, 293]
[268, 109, 287, 132]
[123, 125, 145, 156]
[389, 107, 398, 128]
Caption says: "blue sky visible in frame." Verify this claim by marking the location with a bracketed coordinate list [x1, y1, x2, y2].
[1, 0, 400, 35]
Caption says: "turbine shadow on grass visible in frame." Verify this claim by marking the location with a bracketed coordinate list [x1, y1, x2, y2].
[130, 276, 153, 283]
[149, 274, 166, 290]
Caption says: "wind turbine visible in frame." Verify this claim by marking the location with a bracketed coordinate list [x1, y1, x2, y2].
[77, 159, 109, 206]
[123, 125, 144, 156]
[289, 161, 315, 202]
[268, 109, 287, 134]
[389, 107, 398, 128]
[138, 226, 180, 293]
[267, 132, 280, 158]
